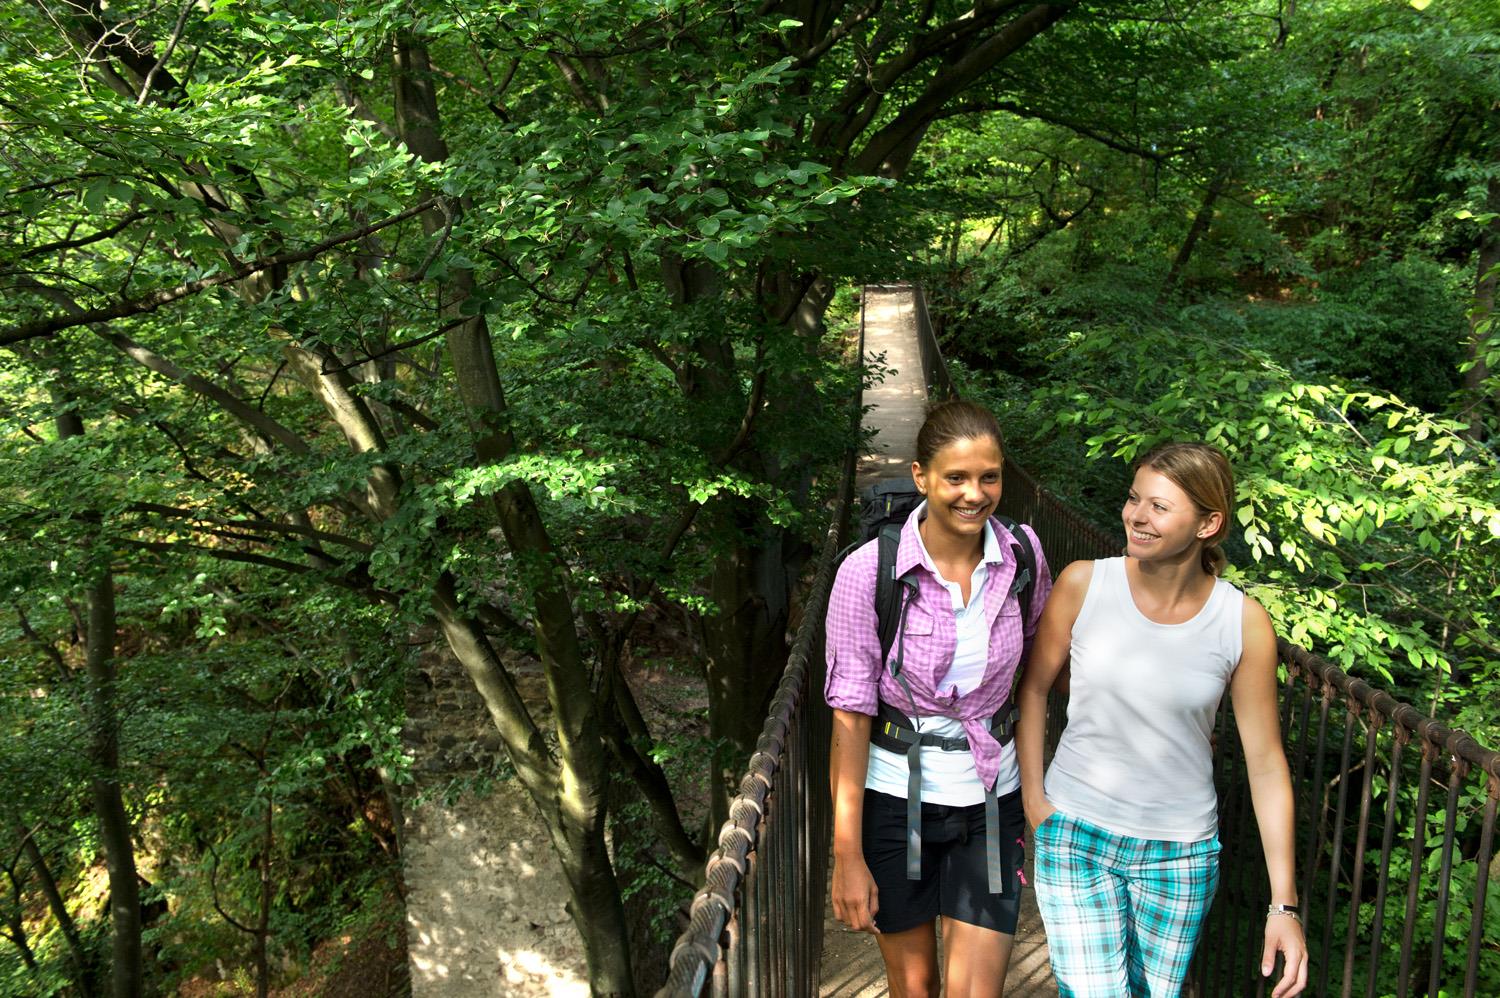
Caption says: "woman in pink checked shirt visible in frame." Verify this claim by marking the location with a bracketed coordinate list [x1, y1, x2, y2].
[825, 400, 1052, 998]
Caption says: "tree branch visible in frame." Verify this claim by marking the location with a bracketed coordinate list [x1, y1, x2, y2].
[313, 317, 467, 375]
[941, 98, 1186, 163]
[137, 0, 194, 106]
[13, 605, 71, 683]
[793, 0, 886, 70]
[94, 323, 311, 454]
[429, 63, 512, 122]
[19, 210, 149, 259]
[548, 53, 607, 113]
[125, 502, 373, 552]
[602, 673, 704, 873]
[1, 197, 440, 347]
[205, 843, 255, 935]
[850, 3, 1074, 176]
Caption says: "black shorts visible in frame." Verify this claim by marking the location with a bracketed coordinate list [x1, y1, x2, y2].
[861, 787, 1025, 935]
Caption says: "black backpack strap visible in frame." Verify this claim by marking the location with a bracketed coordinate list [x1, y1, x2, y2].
[872, 701, 969, 754]
[874, 523, 912, 666]
[992, 515, 1036, 626]
[871, 698, 965, 886]
[871, 696, 1019, 896]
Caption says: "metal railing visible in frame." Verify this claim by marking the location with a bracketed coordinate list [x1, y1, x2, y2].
[658, 284, 1500, 997]
[654, 291, 868, 998]
[911, 284, 955, 404]
[653, 456, 846, 998]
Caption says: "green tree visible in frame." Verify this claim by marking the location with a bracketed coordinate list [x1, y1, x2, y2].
[10, 1, 1200, 991]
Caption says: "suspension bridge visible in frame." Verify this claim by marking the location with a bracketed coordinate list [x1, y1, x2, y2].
[655, 284, 1500, 998]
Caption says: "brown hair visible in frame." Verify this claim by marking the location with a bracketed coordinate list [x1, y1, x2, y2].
[915, 400, 1006, 467]
[1135, 442, 1234, 576]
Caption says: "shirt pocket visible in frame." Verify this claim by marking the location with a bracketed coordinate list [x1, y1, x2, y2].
[902, 604, 936, 636]
[988, 605, 1024, 670]
[888, 604, 941, 680]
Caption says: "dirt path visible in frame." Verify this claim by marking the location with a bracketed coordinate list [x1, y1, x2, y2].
[402, 646, 590, 997]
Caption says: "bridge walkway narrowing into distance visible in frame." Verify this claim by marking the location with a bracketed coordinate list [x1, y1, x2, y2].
[657, 284, 1500, 998]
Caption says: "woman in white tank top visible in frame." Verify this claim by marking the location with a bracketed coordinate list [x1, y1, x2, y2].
[1014, 443, 1309, 998]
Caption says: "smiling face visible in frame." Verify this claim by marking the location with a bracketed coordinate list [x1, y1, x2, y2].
[912, 435, 1004, 547]
[1123, 466, 1223, 563]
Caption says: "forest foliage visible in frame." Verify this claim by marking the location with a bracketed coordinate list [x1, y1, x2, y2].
[0, 0, 1496, 995]
[917, 0, 1500, 739]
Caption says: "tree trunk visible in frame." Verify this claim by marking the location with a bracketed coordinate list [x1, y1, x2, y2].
[346, 658, 406, 867]
[1, 865, 37, 971]
[19, 830, 93, 994]
[84, 571, 143, 998]
[701, 511, 792, 832]
[394, 36, 636, 992]
[430, 585, 635, 995]
[254, 795, 272, 998]
[552, 823, 635, 998]
[50, 385, 143, 998]
[1, 921, 37, 972]
[1159, 168, 1228, 304]
[602, 669, 703, 873]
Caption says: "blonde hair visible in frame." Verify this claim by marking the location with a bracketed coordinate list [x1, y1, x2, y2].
[1135, 442, 1234, 576]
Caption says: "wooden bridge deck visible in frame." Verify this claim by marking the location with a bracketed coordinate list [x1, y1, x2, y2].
[822, 284, 1058, 997]
[855, 286, 927, 489]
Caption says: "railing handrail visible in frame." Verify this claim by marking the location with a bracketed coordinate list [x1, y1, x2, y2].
[1281, 641, 1500, 780]
[910, 282, 955, 403]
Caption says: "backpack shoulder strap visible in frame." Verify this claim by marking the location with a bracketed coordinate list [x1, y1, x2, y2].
[874, 523, 905, 666]
[993, 515, 1036, 626]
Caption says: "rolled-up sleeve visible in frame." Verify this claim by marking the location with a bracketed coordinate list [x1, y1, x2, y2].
[824, 542, 883, 715]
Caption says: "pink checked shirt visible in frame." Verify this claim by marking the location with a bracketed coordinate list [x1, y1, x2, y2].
[824, 506, 1053, 792]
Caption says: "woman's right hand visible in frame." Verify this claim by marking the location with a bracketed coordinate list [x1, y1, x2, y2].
[1024, 794, 1057, 834]
[830, 854, 880, 934]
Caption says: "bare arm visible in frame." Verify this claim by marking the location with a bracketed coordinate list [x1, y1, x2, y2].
[1230, 598, 1308, 998]
[1015, 559, 1092, 832]
[829, 708, 879, 932]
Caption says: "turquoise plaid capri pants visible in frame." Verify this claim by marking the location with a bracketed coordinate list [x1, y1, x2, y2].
[1033, 810, 1220, 997]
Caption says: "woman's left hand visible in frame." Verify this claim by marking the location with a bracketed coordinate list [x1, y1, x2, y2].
[1261, 913, 1309, 997]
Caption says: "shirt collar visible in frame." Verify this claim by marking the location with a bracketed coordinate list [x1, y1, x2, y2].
[898, 499, 1006, 578]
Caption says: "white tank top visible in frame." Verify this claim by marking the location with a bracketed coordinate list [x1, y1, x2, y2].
[1044, 558, 1243, 841]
